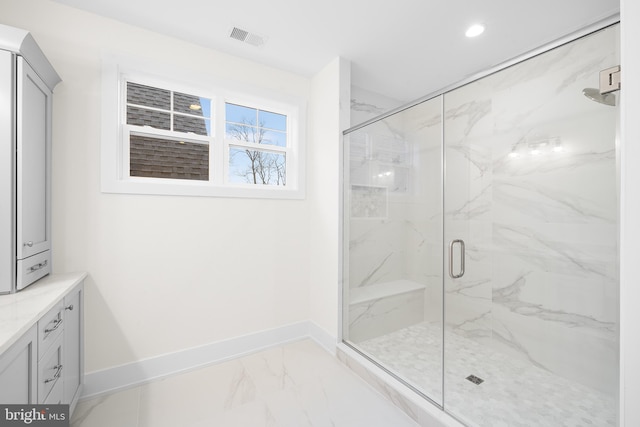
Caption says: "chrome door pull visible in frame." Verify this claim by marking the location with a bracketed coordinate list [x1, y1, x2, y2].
[45, 318, 62, 334]
[449, 239, 466, 279]
[44, 364, 63, 384]
[28, 259, 48, 273]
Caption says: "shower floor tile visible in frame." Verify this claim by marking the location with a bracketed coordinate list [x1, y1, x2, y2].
[357, 322, 616, 427]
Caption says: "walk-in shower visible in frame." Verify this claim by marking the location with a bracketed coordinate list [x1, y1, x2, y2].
[342, 23, 619, 426]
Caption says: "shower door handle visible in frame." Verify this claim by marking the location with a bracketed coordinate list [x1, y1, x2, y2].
[449, 239, 465, 279]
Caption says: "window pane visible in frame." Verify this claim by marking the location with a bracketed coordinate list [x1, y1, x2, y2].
[229, 147, 286, 186]
[226, 123, 259, 143]
[127, 82, 170, 110]
[174, 92, 211, 117]
[226, 103, 256, 125]
[130, 134, 209, 181]
[259, 110, 287, 131]
[261, 130, 287, 147]
[127, 106, 171, 130]
[175, 114, 211, 136]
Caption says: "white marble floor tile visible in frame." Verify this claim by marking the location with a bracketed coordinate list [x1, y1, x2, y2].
[136, 359, 257, 427]
[71, 387, 140, 427]
[192, 400, 278, 427]
[71, 339, 420, 427]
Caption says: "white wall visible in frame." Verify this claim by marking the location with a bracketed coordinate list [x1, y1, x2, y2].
[619, 1, 640, 425]
[307, 57, 350, 340]
[0, 0, 329, 374]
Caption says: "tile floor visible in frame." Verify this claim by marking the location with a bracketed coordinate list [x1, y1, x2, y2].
[358, 322, 616, 427]
[70, 339, 421, 427]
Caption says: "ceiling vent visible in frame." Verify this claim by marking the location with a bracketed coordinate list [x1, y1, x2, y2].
[229, 27, 266, 48]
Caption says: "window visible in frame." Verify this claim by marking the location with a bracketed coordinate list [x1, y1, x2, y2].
[125, 82, 212, 181]
[226, 103, 287, 186]
[102, 59, 305, 199]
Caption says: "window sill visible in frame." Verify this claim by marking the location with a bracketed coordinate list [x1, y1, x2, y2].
[100, 177, 305, 200]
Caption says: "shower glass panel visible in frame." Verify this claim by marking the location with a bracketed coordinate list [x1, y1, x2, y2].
[342, 23, 619, 427]
[443, 24, 619, 426]
[342, 97, 444, 404]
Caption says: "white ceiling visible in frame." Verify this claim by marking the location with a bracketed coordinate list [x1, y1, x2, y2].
[51, 0, 619, 103]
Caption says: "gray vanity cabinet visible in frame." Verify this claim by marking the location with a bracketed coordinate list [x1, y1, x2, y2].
[16, 56, 53, 290]
[0, 24, 60, 294]
[63, 284, 83, 411]
[0, 277, 84, 414]
[33, 283, 83, 409]
[0, 326, 38, 404]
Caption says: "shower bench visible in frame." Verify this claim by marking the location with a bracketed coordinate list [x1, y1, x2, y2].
[348, 279, 426, 343]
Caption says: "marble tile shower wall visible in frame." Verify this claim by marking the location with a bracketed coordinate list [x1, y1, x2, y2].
[350, 85, 404, 125]
[443, 25, 619, 395]
[348, 26, 619, 398]
[346, 99, 443, 342]
[410, 106, 444, 324]
[347, 25, 617, 401]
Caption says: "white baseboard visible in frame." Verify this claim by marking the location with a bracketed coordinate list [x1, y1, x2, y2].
[307, 321, 337, 354]
[82, 321, 336, 399]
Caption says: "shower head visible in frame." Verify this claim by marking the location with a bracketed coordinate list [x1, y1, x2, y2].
[583, 88, 616, 107]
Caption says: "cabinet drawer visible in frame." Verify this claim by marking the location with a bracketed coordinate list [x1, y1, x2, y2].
[17, 250, 51, 291]
[38, 300, 63, 360]
[43, 374, 63, 404]
[38, 334, 63, 403]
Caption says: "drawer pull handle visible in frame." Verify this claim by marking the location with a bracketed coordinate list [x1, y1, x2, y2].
[44, 365, 63, 384]
[24, 241, 33, 247]
[28, 260, 48, 273]
[44, 318, 62, 334]
[65, 304, 74, 311]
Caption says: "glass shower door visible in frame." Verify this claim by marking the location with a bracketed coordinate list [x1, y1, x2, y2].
[343, 97, 444, 404]
[443, 25, 619, 426]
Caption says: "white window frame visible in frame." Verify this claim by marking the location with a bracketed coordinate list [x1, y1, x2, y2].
[101, 54, 306, 199]
[221, 94, 297, 188]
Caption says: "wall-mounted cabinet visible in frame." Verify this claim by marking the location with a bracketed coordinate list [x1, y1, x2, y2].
[0, 24, 60, 294]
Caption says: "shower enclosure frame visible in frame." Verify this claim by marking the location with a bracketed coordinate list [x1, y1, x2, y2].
[343, 14, 619, 136]
[338, 13, 621, 426]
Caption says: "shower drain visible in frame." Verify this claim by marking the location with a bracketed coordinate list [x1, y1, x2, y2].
[466, 374, 484, 385]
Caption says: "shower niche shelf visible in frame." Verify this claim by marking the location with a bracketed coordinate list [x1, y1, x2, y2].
[349, 132, 412, 195]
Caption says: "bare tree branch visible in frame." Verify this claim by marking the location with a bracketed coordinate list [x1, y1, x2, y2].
[228, 118, 285, 185]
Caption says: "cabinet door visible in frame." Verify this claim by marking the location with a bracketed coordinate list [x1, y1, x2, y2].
[63, 283, 83, 411]
[0, 50, 14, 293]
[0, 325, 37, 404]
[16, 57, 51, 261]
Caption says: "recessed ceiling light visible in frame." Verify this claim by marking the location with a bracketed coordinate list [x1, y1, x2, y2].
[465, 24, 485, 38]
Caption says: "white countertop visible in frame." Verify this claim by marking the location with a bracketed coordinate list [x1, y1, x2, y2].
[0, 272, 87, 354]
